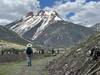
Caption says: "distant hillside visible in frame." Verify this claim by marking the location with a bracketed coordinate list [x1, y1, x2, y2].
[0, 25, 27, 45]
[47, 33, 100, 75]
[0, 40, 25, 50]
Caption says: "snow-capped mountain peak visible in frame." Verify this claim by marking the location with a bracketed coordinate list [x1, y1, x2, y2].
[6, 10, 96, 48]
[32, 10, 63, 40]
[7, 10, 63, 40]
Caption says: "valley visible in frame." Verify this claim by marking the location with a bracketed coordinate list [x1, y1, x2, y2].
[0, 8, 100, 75]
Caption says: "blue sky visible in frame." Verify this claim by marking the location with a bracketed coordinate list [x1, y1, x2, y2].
[86, 0, 100, 2]
[39, 0, 75, 8]
[39, 0, 100, 8]
[39, 0, 59, 8]
[0, 0, 100, 27]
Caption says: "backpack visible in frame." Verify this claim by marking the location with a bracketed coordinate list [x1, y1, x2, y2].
[26, 47, 33, 55]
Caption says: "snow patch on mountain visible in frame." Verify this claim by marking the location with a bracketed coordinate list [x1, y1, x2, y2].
[9, 10, 63, 40]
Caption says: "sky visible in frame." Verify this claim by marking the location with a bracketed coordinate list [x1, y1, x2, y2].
[0, 0, 100, 27]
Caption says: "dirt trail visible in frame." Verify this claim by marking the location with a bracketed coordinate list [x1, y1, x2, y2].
[17, 56, 58, 75]
[18, 64, 47, 75]
[1, 55, 60, 75]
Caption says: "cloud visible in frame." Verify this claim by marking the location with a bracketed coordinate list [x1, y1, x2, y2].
[70, 1, 100, 27]
[44, 0, 100, 27]
[0, 0, 100, 27]
[0, 19, 11, 25]
[0, 0, 40, 25]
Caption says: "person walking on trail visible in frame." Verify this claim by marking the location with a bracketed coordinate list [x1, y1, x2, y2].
[26, 43, 33, 67]
[51, 49, 56, 56]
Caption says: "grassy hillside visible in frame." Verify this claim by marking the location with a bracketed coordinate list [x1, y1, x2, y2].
[0, 40, 25, 51]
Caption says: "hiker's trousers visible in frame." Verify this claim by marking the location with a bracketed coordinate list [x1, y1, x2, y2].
[27, 55, 32, 66]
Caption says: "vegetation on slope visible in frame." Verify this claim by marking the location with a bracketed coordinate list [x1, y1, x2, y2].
[0, 40, 25, 50]
[47, 33, 100, 75]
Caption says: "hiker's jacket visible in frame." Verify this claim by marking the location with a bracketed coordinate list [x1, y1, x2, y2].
[26, 47, 33, 55]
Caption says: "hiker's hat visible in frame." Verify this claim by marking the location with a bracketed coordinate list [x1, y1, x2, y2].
[27, 43, 32, 47]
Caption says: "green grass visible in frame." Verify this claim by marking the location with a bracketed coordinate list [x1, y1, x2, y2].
[0, 54, 61, 75]
[0, 40, 25, 49]
[0, 62, 23, 75]
[0, 40, 26, 52]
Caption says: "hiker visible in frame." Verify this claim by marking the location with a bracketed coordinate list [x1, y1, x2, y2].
[51, 49, 56, 56]
[41, 49, 44, 54]
[1, 49, 4, 55]
[90, 46, 100, 60]
[26, 43, 33, 67]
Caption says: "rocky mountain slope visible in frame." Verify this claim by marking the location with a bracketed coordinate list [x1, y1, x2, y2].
[47, 33, 100, 75]
[6, 10, 96, 48]
[33, 21, 96, 48]
[91, 23, 100, 32]
[0, 26, 27, 45]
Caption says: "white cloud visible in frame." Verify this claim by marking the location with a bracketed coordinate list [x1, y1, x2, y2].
[0, 0, 100, 27]
[70, 1, 100, 27]
[44, 0, 100, 27]
[0, 0, 40, 25]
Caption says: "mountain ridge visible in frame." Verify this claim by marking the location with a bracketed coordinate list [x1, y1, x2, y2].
[0, 25, 27, 45]
[5, 10, 97, 48]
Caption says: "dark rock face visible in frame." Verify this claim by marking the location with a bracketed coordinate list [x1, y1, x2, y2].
[33, 21, 96, 48]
